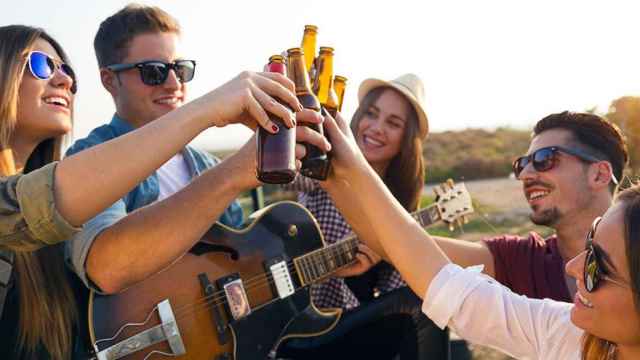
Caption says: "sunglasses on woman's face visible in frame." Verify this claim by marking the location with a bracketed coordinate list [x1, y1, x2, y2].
[512, 146, 616, 183]
[26, 51, 77, 94]
[106, 60, 196, 86]
[583, 217, 630, 292]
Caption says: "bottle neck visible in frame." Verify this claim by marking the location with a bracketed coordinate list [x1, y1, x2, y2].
[302, 32, 317, 73]
[288, 54, 313, 96]
[267, 61, 286, 75]
[315, 53, 335, 104]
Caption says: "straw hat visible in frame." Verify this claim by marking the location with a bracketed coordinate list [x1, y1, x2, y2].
[358, 73, 429, 139]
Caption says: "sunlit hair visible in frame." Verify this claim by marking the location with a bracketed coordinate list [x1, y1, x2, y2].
[0, 25, 77, 360]
[534, 111, 628, 193]
[350, 86, 425, 211]
[581, 183, 640, 360]
[94, 3, 181, 67]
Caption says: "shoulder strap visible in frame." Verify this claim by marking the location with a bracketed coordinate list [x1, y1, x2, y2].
[0, 250, 14, 318]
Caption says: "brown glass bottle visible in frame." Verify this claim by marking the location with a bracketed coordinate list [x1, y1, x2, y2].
[256, 55, 296, 184]
[301, 25, 318, 83]
[287, 47, 330, 180]
[333, 75, 347, 112]
[313, 47, 340, 118]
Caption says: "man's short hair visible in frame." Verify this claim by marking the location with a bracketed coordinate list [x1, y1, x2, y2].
[94, 4, 180, 68]
[534, 111, 629, 191]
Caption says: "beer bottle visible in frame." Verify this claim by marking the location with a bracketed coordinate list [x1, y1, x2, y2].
[286, 47, 330, 180]
[333, 75, 347, 112]
[313, 47, 339, 118]
[301, 25, 318, 83]
[256, 55, 296, 184]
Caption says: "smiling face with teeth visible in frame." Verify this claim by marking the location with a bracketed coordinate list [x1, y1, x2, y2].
[518, 129, 598, 228]
[565, 202, 640, 351]
[354, 88, 410, 175]
[103, 32, 186, 128]
[15, 38, 74, 149]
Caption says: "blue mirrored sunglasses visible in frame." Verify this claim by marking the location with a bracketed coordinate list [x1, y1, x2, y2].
[26, 51, 77, 94]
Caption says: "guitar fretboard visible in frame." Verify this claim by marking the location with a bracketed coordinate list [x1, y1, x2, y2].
[294, 203, 441, 286]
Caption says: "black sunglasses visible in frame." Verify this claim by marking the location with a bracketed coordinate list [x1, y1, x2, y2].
[512, 146, 616, 183]
[26, 51, 77, 94]
[106, 59, 196, 86]
[584, 216, 630, 292]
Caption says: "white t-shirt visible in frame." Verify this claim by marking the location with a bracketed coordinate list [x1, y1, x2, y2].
[156, 153, 192, 201]
[423, 264, 583, 360]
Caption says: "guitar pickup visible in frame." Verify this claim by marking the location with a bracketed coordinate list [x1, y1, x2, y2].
[269, 260, 294, 299]
[218, 274, 251, 321]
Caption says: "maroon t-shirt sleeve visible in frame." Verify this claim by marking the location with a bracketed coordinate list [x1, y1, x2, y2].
[483, 233, 570, 302]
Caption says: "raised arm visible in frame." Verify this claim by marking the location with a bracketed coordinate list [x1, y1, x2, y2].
[55, 71, 300, 227]
[321, 112, 449, 297]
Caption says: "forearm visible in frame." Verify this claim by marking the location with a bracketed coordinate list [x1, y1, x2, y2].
[324, 161, 450, 298]
[432, 236, 496, 277]
[87, 157, 247, 294]
[54, 103, 210, 227]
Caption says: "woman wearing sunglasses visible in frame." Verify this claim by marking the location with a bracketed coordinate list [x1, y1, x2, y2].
[0, 24, 310, 359]
[321, 110, 640, 359]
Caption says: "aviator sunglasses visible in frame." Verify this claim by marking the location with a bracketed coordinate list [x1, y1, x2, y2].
[512, 146, 618, 184]
[26, 51, 77, 94]
[106, 60, 196, 86]
[583, 216, 630, 292]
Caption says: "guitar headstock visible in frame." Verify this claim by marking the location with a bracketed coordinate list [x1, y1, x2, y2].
[433, 179, 474, 231]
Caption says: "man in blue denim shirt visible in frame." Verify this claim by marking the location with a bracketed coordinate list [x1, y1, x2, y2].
[64, 5, 329, 295]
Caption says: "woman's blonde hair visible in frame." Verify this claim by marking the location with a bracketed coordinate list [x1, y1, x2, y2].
[350, 86, 426, 211]
[0, 25, 77, 360]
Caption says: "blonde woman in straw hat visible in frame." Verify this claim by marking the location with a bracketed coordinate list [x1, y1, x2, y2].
[280, 74, 446, 359]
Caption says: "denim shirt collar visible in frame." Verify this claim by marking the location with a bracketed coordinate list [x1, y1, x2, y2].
[109, 114, 136, 137]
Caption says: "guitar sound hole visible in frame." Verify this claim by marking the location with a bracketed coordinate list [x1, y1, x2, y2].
[190, 242, 239, 260]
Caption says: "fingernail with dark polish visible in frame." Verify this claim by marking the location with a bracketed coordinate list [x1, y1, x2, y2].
[272, 124, 279, 133]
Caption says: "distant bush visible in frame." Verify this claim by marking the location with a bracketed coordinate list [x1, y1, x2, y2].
[424, 128, 530, 184]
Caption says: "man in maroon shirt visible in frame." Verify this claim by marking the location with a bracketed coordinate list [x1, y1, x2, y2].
[430, 111, 628, 303]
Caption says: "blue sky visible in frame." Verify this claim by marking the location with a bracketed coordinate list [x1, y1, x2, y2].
[4, 0, 640, 150]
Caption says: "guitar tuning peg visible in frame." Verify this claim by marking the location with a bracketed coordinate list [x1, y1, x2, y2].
[463, 216, 470, 224]
[456, 218, 463, 228]
[446, 178, 455, 189]
[448, 222, 455, 232]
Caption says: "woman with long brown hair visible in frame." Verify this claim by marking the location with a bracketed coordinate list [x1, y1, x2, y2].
[321, 106, 640, 359]
[0, 24, 318, 359]
[280, 74, 448, 359]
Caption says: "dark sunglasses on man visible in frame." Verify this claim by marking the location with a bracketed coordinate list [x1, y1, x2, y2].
[512, 146, 618, 184]
[583, 216, 631, 292]
[106, 59, 196, 86]
[25, 51, 77, 94]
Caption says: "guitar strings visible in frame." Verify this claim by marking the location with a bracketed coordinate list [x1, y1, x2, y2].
[172, 240, 359, 320]
[171, 240, 359, 320]
[171, 198, 450, 317]
[176, 238, 357, 312]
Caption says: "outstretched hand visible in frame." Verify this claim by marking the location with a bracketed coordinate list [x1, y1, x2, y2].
[198, 71, 302, 132]
[320, 110, 369, 185]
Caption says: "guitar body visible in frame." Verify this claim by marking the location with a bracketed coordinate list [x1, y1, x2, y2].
[89, 201, 341, 360]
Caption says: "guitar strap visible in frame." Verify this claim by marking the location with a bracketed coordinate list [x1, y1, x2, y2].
[0, 250, 14, 318]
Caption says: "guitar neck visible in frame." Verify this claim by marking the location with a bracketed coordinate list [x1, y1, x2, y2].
[294, 203, 441, 286]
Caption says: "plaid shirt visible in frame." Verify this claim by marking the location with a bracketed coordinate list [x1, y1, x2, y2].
[287, 176, 407, 310]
